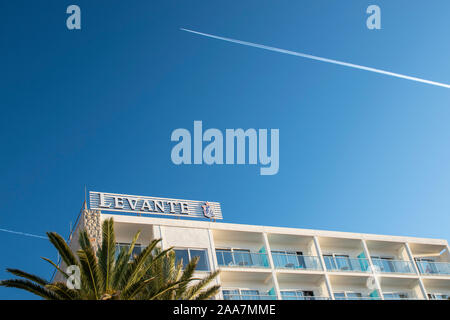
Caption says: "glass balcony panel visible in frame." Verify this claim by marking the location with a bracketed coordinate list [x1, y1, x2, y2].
[345, 296, 382, 300]
[324, 256, 337, 270]
[216, 250, 269, 268]
[240, 290, 260, 300]
[383, 293, 409, 300]
[416, 261, 450, 275]
[222, 291, 277, 300]
[333, 292, 381, 300]
[280, 290, 328, 300]
[271, 252, 321, 270]
[222, 289, 240, 300]
[324, 256, 370, 272]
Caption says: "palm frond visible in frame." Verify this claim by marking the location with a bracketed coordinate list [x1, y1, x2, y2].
[0, 279, 60, 300]
[41, 257, 70, 279]
[97, 218, 116, 292]
[6, 268, 49, 287]
[120, 239, 162, 291]
[120, 277, 155, 300]
[194, 285, 220, 300]
[111, 230, 141, 288]
[78, 230, 101, 299]
[184, 270, 220, 300]
[148, 280, 191, 300]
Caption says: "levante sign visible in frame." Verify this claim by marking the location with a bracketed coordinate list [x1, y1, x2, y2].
[89, 191, 223, 220]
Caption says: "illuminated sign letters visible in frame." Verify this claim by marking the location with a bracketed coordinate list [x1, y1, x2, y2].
[89, 191, 222, 219]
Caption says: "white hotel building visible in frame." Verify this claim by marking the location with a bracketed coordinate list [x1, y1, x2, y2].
[65, 192, 450, 300]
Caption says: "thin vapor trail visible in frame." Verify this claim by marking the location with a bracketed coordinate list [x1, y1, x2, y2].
[180, 28, 450, 89]
[0, 228, 47, 240]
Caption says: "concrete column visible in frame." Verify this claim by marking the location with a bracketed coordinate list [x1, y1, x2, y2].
[361, 239, 384, 300]
[207, 229, 223, 300]
[158, 225, 166, 249]
[404, 242, 428, 299]
[313, 236, 334, 300]
[262, 232, 281, 300]
[442, 245, 450, 262]
[83, 209, 102, 251]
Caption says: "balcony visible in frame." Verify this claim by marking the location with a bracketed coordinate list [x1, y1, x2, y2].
[222, 291, 276, 300]
[324, 256, 370, 273]
[416, 261, 450, 276]
[383, 293, 415, 300]
[216, 249, 270, 268]
[371, 259, 415, 274]
[272, 252, 322, 271]
[223, 294, 277, 300]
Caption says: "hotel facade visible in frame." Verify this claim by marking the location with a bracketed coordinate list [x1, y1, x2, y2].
[62, 192, 450, 300]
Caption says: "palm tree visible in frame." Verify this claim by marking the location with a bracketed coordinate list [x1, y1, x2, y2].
[141, 248, 220, 300]
[0, 218, 220, 300]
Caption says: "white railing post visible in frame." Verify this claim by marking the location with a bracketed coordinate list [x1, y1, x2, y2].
[404, 242, 428, 299]
[313, 236, 334, 300]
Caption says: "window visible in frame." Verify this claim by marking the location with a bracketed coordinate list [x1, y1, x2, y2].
[280, 291, 297, 300]
[174, 248, 210, 271]
[371, 256, 395, 273]
[281, 290, 315, 300]
[223, 289, 240, 300]
[416, 258, 438, 274]
[383, 292, 408, 300]
[333, 292, 346, 300]
[216, 249, 234, 266]
[190, 249, 209, 271]
[334, 291, 363, 300]
[115, 243, 142, 260]
[241, 289, 260, 300]
[346, 292, 363, 300]
[233, 249, 252, 266]
[174, 249, 190, 268]
[428, 293, 449, 300]
[223, 289, 265, 300]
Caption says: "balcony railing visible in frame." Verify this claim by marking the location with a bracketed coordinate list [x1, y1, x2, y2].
[272, 253, 322, 271]
[416, 261, 450, 275]
[216, 250, 270, 268]
[334, 297, 382, 300]
[223, 293, 277, 300]
[371, 259, 415, 274]
[383, 296, 416, 300]
[281, 296, 330, 300]
[223, 293, 329, 300]
[334, 296, 381, 300]
[324, 256, 370, 272]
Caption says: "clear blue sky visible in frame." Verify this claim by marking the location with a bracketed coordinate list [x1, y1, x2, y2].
[1, 1, 449, 299]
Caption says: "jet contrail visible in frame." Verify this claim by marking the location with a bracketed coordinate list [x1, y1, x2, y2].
[0, 228, 48, 240]
[180, 28, 450, 89]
